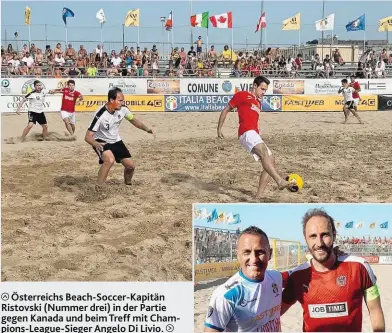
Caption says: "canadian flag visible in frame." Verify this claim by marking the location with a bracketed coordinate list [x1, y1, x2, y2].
[165, 11, 173, 31]
[255, 12, 266, 32]
[210, 12, 232, 28]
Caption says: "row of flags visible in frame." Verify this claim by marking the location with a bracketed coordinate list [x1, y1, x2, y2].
[194, 208, 241, 225]
[23, 7, 392, 32]
[337, 221, 389, 229]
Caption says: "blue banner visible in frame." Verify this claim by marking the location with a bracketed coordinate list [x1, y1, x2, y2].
[62, 7, 75, 25]
[164, 95, 282, 112]
[346, 14, 365, 31]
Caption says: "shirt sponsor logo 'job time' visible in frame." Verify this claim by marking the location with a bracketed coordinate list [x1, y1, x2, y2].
[308, 302, 348, 318]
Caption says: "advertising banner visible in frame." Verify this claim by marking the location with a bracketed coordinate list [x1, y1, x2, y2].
[195, 261, 240, 282]
[305, 79, 392, 95]
[379, 256, 392, 264]
[282, 94, 378, 111]
[273, 79, 305, 94]
[0, 95, 61, 113]
[165, 95, 231, 112]
[76, 95, 165, 112]
[378, 94, 392, 110]
[147, 79, 180, 94]
[261, 95, 283, 111]
[360, 256, 379, 264]
[180, 79, 234, 95]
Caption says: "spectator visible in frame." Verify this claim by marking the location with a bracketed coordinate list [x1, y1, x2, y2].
[311, 54, 321, 70]
[35, 48, 44, 66]
[65, 43, 76, 61]
[7, 54, 20, 75]
[54, 43, 63, 57]
[135, 48, 142, 67]
[150, 44, 159, 59]
[221, 45, 237, 66]
[194, 36, 203, 57]
[22, 52, 35, 73]
[30, 43, 37, 57]
[323, 54, 334, 78]
[95, 44, 103, 58]
[111, 53, 122, 68]
[171, 47, 180, 68]
[63, 65, 81, 78]
[86, 62, 97, 77]
[76, 56, 86, 74]
[107, 64, 118, 76]
[375, 61, 386, 78]
[332, 48, 344, 65]
[45, 45, 53, 58]
[78, 45, 88, 58]
[7, 43, 13, 53]
[54, 53, 65, 66]
[179, 47, 187, 66]
[142, 60, 149, 76]
[53, 66, 63, 78]
[294, 53, 303, 70]
[364, 62, 372, 78]
[380, 48, 388, 63]
[187, 46, 196, 58]
[208, 45, 217, 61]
[151, 54, 159, 77]
[102, 52, 109, 68]
[21, 44, 29, 56]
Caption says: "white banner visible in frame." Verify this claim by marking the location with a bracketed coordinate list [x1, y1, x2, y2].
[0, 95, 62, 113]
[305, 79, 392, 95]
[379, 256, 392, 264]
[0, 78, 146, 96]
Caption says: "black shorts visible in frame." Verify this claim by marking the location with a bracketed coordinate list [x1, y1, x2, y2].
[94, 140, 132, 164]
[344, 101, 355, 109]
[197, 46, 202, 53]
[28, 111, 47, 125]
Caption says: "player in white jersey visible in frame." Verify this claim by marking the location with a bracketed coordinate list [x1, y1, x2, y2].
[338, 79, 363, 124]
[204, 226, 284, 332]
[85, 87, 154, 186]
[16, 80, 49, 141]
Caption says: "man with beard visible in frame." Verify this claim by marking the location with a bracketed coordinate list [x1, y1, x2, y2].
[281, 209, 385, 332]
[204, 226, 283, 332]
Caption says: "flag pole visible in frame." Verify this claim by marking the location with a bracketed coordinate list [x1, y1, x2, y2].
[321, 0, 325, 60]
[171, 10, 174, 47]
[122, 24, 125, 49]
[231, 26, 234, 59]
[330, 27, 333, 57]
[65, 24, 68, 45]
[259, 0, 264, 50]
[190, 0, 193, 46]
[207, 27, 209, 56]
[100, 23, 103, 45]
[28, 25, 31, 48]
[138, 26, 140, 46]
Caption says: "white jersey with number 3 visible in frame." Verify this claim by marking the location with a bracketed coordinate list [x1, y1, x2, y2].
[341, 87, 355, 103]
[204, 270, 283, 332]
[88, 105, 134, 144]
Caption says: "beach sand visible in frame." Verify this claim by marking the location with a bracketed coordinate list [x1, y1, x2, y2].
[2, 111, 392, 281]
[194, 264, 392, 332]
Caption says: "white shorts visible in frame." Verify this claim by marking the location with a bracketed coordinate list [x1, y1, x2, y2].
[353, 98, 359, 107]
[60, 111, 76, 124]
[239, 130, 272, 161]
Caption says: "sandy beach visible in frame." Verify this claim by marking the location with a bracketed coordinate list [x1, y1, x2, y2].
[2, 111, 392, 281]
[194, 264, 392, 332]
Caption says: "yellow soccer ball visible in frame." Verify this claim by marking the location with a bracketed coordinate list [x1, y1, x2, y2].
[286, 174, 304, 192]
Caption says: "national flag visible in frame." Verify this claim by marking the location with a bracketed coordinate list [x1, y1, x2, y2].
[191, 12, 209, 28]
[207, 209, 218, 223]
[25, 6, 31, 26]
[125, 9, 140, 27]
[165, 11, 173, 31]
[378, 15, 392, 32]
[210, 12, 232, 29]
[225, 213, 235, 224]
[335, 221, 341, 228]
[380, 221, 389, 229]
[255, 12, 266, 33]
[217, 212, 226, 223]
[193, 208, 201, 219]
[229, 214, 241, 225]
[346, 14, 365, 31]
[355, 222, 363, 229]
[282, 12, 300, 30]
[369, 222, 376, 229]
[96, 8, 106, 24]
[200, 208, 209, 219]
[345, 221, 354, 228]
[315, 13, 335, 31]
[62, 7, 75, 25]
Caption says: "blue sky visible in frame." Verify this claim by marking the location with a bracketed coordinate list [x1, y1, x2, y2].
[193, 204, 391, 243]
[1, 1, 391, 52]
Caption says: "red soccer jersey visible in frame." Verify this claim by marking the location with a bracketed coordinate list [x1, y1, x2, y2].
[351, 81, 360, 99]
[229, 90, 261, 137]
[282, 256, 376, 332]
[61, 88, 81, 113]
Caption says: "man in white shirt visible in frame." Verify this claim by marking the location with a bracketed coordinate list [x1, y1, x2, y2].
[16, 80, 49, 141]
[22, 52, 35, 69]
[85, 87, 155, 186]
[95, 44, 103, 58]
[338, 79, 363, 124]
[375, 60, 386, 78]
[111, 54, 122, 68]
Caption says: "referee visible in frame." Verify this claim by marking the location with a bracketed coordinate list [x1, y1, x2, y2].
[85, 87, 154, 186]
[17, 80, 49, 141]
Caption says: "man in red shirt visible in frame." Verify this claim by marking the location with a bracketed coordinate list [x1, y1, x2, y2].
[217, 75, 293, 197]
[281, 208, 385, 332]
[50, 80, 83, 136]
[349, 75, 361, 113]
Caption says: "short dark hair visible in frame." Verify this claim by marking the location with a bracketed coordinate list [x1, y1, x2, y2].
[108, 87, 122, 102]
[68, 79, 75, 85]
[302, 208, 336, 237]
[239, 226, 270, 247]
[341, 79, 348, 84]
[253, 75, 270, 86]
[33, 80, 40, 87]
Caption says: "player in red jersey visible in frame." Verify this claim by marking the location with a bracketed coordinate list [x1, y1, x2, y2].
[49, 80, 83, 136]
[281, 208, 385, 332]
[349, 74, 361, 114]
[217, 75, 294, 197]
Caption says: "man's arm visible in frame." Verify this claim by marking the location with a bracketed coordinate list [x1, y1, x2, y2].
[365, 288, 385, 332]
[129, 116, 154, 134]
[16, 97, 27, 114]
[49, 88, 63, 94]
[338, 87, 344, 94]
[203, 326, 221, 332]
[84, 129, 104, 151]
[217, 104, 233, 138]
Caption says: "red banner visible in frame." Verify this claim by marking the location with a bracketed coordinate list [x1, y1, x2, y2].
[361, 256, 379, 264]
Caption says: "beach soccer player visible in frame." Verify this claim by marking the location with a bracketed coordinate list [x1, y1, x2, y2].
[16, 80, 49, 142]
[281, 208, 385, 332]
[204, 226, 284, 332]
[338, 79, 363, 124]
[349, 74, 361, 113]
[49, 79, 83, 136]
[217, 75, 294, 197]
[85, 87, 154, 186]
